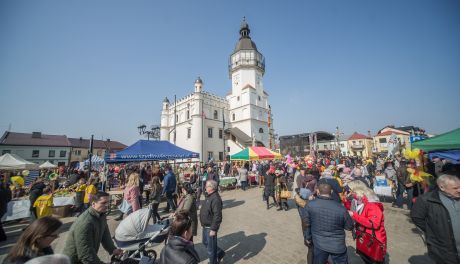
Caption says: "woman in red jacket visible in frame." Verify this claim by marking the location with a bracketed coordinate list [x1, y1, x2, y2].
[347, 181, 387, 264]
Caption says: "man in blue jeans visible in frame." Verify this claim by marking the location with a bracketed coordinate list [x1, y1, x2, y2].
[200, 180, 225, 264]
[305, 183, 353, 264]
[162, 165, 177, 212]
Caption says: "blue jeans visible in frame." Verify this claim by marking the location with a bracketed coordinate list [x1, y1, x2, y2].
[202, 227, 224, 264]
[165, 192, 176, 211]
[241, 181, 247, 191]
[395, 182, 405, 208]
[313, 247, 348, 264]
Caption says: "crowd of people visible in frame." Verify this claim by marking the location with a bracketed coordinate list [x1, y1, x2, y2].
[0, 151, 459, 264]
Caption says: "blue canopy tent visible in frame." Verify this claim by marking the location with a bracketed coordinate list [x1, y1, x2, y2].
[104, 140, 199, 163]
[428, 150, 460, 164]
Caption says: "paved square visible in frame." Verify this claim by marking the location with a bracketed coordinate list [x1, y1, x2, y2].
[1, 187, 433, 263]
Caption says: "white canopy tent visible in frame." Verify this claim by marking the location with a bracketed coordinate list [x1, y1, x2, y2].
[39, 161, 58, 169]
[0, 153, 39, 170]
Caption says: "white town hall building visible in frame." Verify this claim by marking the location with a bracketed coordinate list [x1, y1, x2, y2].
[160, 20, 275, 162]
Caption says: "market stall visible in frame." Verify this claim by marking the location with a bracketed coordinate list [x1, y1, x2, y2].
[230, 146, 282, 161]
[0, 153, 39, 170]
[39, 161, 57, 169]
[105, 140, 199, 163]
[411, 127, 460, 152]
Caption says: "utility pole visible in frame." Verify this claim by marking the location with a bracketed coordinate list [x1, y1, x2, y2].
[88, 135, 94, 174]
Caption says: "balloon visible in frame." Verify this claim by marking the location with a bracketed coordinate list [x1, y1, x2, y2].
[10, 176, 24, 186]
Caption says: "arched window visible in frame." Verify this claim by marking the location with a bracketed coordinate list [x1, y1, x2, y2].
[259, 128, 264, 133]
[213, 110, 218, 120]
[232, 113, 235, 121]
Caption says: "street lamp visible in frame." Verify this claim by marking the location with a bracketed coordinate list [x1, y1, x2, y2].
[137, 124, 160, 140]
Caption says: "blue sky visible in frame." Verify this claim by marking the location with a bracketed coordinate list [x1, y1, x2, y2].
[1, 0, 459, 145]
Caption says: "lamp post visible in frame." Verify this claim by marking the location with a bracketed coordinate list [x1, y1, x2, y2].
[137, 124, 160, 140]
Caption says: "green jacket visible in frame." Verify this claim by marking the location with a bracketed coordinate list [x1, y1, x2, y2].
[176, 193, 198, 236]
[63, 207, 116, 264]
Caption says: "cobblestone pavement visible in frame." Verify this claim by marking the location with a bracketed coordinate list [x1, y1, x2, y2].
[1, 187, 433, 263]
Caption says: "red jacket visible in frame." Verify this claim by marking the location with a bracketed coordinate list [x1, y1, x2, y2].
[352, 197, 387, 246]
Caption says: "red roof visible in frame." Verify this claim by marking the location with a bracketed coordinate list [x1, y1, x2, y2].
[348, 132, 371, 140]
[375, 131, 407, 137]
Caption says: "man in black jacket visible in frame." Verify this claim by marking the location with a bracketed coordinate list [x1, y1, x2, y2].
[305, 183, 353, 264]
[199, 180, 225, 264]
[411, 174, 460, 264]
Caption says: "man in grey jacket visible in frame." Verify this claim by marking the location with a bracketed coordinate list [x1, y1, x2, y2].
[305, 183, 353, 264]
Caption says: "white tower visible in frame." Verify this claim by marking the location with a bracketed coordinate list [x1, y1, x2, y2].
[194, 77, 203, 93]
[228, 18, 270, 147]
[160, 97, 170, 141]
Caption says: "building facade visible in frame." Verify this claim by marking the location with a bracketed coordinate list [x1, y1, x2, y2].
[0, 132, 71, 166]
[160, 20, 275, 161]
[0, 132, 126, 166]
[347, 132, 374, 158]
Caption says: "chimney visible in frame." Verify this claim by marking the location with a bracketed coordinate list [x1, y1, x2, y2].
[32, 132, 41, 138]
[79, 137, 83, 141]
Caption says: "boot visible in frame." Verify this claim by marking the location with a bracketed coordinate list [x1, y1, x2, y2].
[114, 213, 124, 221]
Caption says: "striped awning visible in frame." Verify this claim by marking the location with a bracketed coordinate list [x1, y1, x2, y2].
[230, 147, 282, 161]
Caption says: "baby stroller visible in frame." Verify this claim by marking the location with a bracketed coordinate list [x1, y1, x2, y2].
[112, 205, 170, 264]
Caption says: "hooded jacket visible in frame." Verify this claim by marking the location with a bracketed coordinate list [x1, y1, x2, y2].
[352, 196, 387, 246]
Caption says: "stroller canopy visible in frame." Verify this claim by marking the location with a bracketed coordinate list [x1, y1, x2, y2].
[115, 208, 163, 242]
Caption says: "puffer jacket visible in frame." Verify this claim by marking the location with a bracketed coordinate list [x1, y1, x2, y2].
[159, 236, 200, 264]
[305, 195, 354, 254]
[63, 207, 116, 264]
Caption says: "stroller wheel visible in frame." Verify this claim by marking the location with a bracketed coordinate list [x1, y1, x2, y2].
[143, 250, 157, 261]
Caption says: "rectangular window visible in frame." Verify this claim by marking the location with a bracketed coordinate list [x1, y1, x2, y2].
[49, 150, 55, 157]
[208, 128, 213, 138]
[340, 143, 344, 148]
[60, 150, 66, 157]
[324, 145, 328, 150]
[219, 129, 223, 139]
[208, 152, 213, 161]
[219, 152, 224, 161]
[2, 150, 11, 155]
[187, 128, 191, 139]
[379, 138, 387, 143]
[32, 150, 39, 158]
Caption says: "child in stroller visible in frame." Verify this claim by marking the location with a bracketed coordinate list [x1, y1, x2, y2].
[112, 205, 170, 264]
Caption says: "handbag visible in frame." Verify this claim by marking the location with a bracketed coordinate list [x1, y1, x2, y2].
[118, 199, 132, 214]
[280, 189, 292, 199]
[355, 220, 386, 264]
